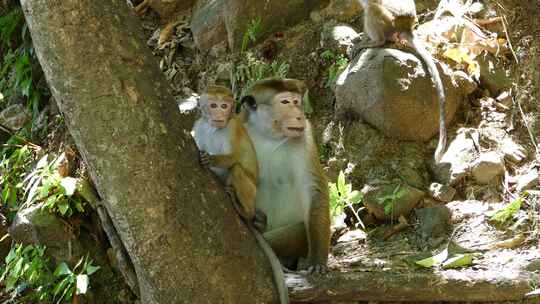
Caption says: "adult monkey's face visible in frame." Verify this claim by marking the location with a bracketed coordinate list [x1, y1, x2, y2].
[271, 91, 306, 138]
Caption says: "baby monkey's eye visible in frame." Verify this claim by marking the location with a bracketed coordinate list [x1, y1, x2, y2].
[210, 103, 218, 108]
[293, 100, 299, 105]
[221, 104, 229, 109]
[281, 100, 290, 105]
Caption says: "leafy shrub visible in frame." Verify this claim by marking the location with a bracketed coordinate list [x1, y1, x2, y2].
[0, 244, 100, 303]
[329, 170, 364, 228]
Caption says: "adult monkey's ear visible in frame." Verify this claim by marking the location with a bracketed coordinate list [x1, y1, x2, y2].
[240, 95, 257, 111]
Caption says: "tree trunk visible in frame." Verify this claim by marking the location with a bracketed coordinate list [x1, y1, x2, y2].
[20, 0, 276, 303]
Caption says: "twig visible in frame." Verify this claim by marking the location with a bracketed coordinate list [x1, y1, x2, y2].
[383, 215, 409, 240]
[513, 90, 540, 155]
[473, 17, 503, 26]
[496, 2, 519, 64]
[0, 123, 41, 150]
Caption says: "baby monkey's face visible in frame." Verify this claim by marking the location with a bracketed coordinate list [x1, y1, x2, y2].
[208, 99, 233, 128]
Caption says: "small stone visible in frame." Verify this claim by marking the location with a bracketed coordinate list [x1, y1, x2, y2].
[496, 90, 513, 108]
[320, 24, 359, 52]
[337, 230, 367, 243]
[0, 103, 31, 131]
[501, 137, 527, 163]
[432, 128, 478, 185]
[516, 169, 539, 192]
[471, 152, 505, 184]
[415, 205, 452, 240]
[429, 183, 456, 202]
[362, 184, 425, 221]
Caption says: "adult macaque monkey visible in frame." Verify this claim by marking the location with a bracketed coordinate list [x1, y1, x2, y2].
[241, 78, 331, 274]
[354, 0, 447, 163]
[192, 85, 289, 304]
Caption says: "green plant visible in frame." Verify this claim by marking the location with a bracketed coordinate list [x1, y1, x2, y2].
[232, 52, 290, 99]
[490, 197, 523, 224]
[0, 144, 34, 219]
[328, 171, 364, 228]
[320, 50, 349, 88]
[0, 7, 48, 129]
[0, 244, 53, 302]
[0, 244, 100, 303]
[52, 255, 100, 304]
[23, 153, 85, 217]
[376, 184, 407, 216]
[241, 17, 263, 54]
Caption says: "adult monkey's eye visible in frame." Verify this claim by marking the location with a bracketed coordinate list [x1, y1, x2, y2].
[281, 100, 290, 105]
[210, 103, 218, 108]
[221, 103, 228, 109]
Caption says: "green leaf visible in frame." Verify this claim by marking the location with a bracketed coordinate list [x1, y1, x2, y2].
[60, 177, 77, 196]
[348, 190, 362, 204]
[76, 274, 89, 294]
[441, 254, 473, 269]
[85, 264, 100, 276]
[54, 262, 72, 277]
[490, 198, 523, 223]
[58, 200, 70, 215]
[415, 248, 449, 267]
[337, 171, 346, 195]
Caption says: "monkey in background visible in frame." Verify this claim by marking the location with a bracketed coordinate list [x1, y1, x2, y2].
[192, 85, 289, 304]
[241, 78, 331, 274]
[353, 0, 447, 163]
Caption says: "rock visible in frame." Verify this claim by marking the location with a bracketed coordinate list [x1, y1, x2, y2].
[414, 205, 452, 240]
[335, 48, 463, 142]
[215, 62, 233, 84]
[362, 183, 425, 221]
[471, 152, 505, 184]
[477, 53, 511, 95]
[191, 1, 227, 52]
[432, 128, 478, 185]
[8, 203, 83, 263]
[138, 0, 196, 22]
[501, 137, 527, 163]
[496, 90, 513, 108]
[191, 0, 327, 51]
[320, 24, 359, 54]
[0, 103, 31, 131]
[429, 183, 456, 202]
[336, 229, 367, 243]
[318, 0, 362, 22]
[516, 169, 539, 192]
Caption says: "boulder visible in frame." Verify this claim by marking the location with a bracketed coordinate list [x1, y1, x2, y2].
[191, 0, 328, 51]
[8, 203, 83, 263]
[335, 48, 465, 142]
[362, 183, 425, 221]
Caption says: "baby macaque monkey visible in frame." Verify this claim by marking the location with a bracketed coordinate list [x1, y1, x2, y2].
[192, 85, 289, 304]
[241, 78, 331, 274]
[354, 0, 447, 163]
[193, 85, 258, 221]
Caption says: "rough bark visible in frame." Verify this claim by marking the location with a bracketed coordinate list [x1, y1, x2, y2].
[287, 269, 540, 303]
[20, 0, 276, 303]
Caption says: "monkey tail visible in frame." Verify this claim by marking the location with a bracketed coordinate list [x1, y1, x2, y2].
[247, 224, 290, 304]
[407, 33, 447, 163]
